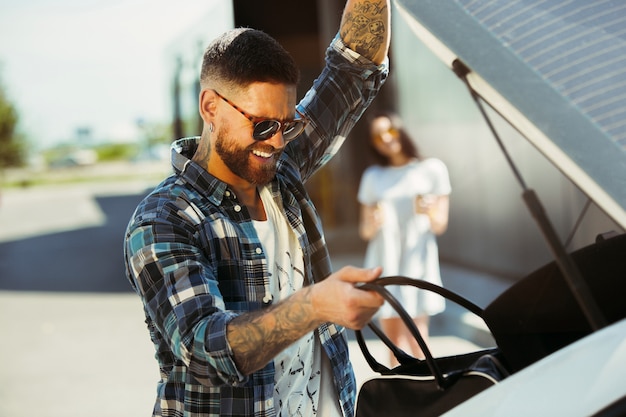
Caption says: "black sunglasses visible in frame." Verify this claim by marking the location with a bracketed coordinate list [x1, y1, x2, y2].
[212, 90, 308, 142]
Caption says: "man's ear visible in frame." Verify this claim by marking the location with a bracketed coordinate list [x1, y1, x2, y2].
[199, 89, 218, 123]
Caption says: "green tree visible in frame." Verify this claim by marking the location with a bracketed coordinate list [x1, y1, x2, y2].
[0, 75, 25, 168]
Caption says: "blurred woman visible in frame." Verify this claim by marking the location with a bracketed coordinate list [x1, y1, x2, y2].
[357, 112, 451, 364]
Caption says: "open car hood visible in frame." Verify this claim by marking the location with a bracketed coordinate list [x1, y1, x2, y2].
[394, 0, 626, 229]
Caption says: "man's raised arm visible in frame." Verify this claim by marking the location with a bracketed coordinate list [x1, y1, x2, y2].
[340, 0, 391, 65]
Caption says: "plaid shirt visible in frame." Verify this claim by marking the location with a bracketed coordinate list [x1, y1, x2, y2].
[124, 35, 388, 417]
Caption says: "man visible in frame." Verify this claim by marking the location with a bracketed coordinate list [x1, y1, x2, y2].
[124, 1, 390, 415]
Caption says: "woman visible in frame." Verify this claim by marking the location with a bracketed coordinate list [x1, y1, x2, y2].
[357, 111, 451, 364]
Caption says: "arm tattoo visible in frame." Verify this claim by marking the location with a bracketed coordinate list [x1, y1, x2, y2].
[227, 286, 319, 375]
[340, 1, 388, 59]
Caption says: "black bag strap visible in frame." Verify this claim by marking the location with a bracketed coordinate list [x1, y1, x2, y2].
[356, 317, 417, 372]
[363, 276, 484, 316]
[356, 276, 485, 390]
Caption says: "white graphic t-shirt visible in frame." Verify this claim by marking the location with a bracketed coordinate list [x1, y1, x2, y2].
[253, 186, 341, 417]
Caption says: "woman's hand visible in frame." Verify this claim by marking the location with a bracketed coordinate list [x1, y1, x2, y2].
[359, 203, 383, 241]
[415, 194, 450, 235]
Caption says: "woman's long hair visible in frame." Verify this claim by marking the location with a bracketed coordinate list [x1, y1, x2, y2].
[367, 111, 422, 167]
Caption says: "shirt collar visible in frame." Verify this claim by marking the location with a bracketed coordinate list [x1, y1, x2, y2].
[170, 136, 229, 206]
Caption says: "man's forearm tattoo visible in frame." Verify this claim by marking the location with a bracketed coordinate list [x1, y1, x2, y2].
[228, 287, 317, 375]
[340, 1, 388, 58]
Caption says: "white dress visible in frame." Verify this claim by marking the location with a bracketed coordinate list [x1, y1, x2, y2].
[357, 158, 451, 318]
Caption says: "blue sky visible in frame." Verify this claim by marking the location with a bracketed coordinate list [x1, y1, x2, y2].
[0, 0, 221, 149]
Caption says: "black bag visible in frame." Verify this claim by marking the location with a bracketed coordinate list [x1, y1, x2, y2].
[355, 276, 509, 417]
[482, 232, 626, 373]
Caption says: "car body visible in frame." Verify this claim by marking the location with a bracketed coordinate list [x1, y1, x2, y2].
[445, 318, 626, 416]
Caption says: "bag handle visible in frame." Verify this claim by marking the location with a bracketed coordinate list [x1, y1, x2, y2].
[356, 276, 485, 390]
[362, 276, 484, 315]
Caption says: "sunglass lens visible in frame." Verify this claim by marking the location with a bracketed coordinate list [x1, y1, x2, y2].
[283, 121, 305, 141]
[253, 120, 280, 140]
[252, 119, 306, 141]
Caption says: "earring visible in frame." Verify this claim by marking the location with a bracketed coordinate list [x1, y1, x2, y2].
[209, 122, 214, 133]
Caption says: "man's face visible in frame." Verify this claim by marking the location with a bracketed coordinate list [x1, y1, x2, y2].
[215, 126, 279, 185]
[209, 82, 298, 186]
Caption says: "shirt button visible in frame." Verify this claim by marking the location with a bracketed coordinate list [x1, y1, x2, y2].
[265, 399, 273, 407]
[234, 205, 241, 212]
[255, 247, 262, 254]
[225, 190, 231, 197]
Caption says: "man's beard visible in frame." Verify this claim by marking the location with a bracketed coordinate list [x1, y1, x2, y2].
[215, 127, 280, 185]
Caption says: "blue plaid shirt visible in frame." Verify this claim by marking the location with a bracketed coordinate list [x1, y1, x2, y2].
[124, 35, 388, 417]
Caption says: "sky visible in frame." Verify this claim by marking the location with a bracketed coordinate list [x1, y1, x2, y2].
[0, 0, 225, 150]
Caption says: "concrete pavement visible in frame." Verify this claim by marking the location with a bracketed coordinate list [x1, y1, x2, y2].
[0, 168, 512, 417]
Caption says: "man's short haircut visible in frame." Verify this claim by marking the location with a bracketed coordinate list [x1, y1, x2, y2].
[201, 27, 300, 89]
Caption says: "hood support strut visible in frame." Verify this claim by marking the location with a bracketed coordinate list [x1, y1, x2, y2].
[451, 58, 607, 331]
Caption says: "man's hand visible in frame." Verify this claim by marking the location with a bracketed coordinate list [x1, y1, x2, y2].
[311, 266, 384, 329]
